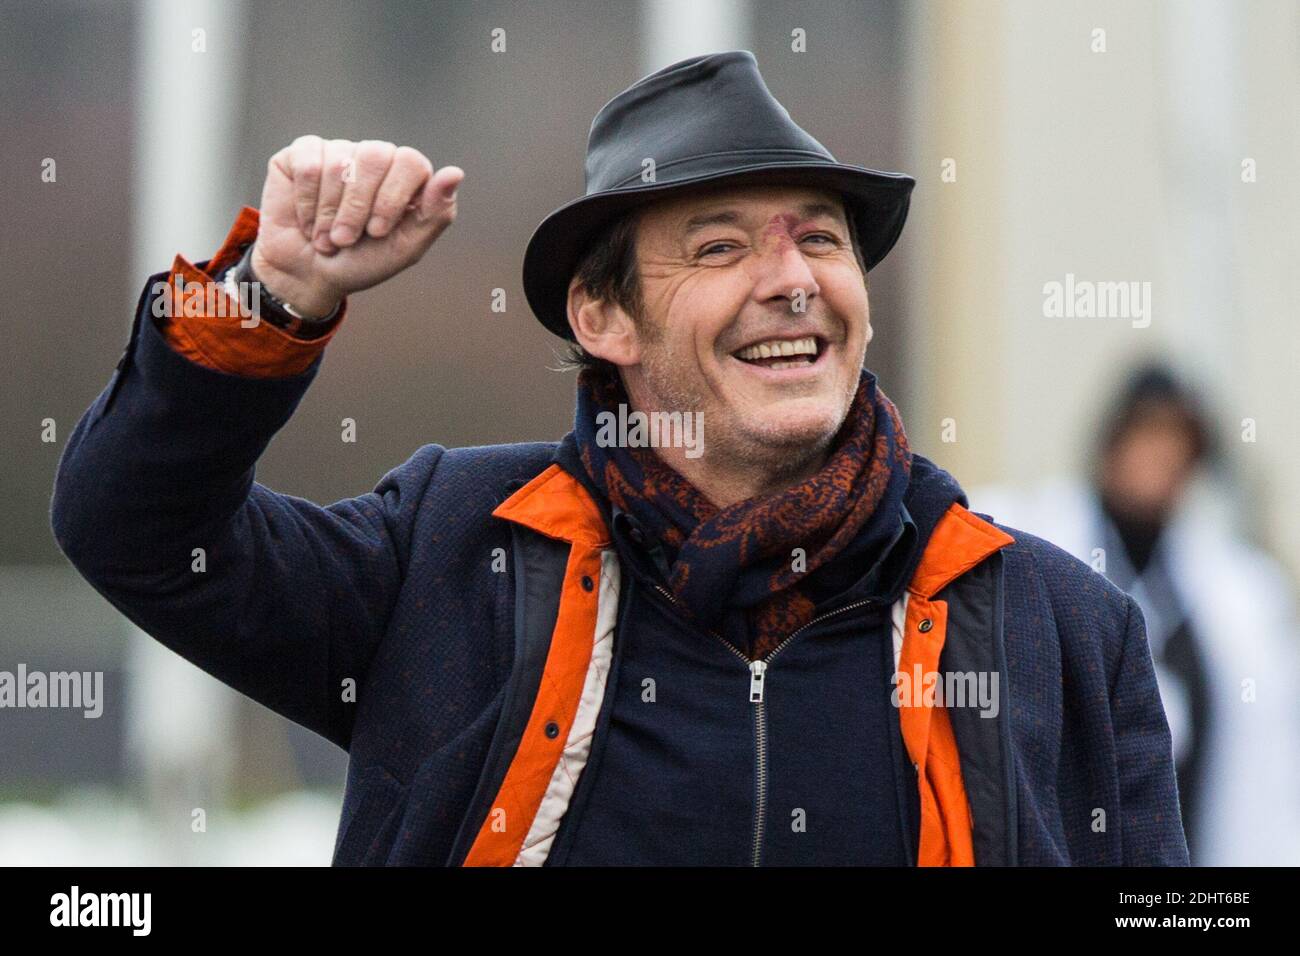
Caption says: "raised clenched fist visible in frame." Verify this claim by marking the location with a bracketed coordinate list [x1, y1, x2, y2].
[250, 136, 464, 318]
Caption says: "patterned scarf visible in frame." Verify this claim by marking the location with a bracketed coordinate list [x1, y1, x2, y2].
[575, 366, 912, 658]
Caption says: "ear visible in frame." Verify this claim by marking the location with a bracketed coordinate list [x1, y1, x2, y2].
[566, 278, 643, 366]
[862, 283, 873, 348]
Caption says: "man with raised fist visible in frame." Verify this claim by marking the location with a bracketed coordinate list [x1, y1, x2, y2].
[51, 51, 1187, 867]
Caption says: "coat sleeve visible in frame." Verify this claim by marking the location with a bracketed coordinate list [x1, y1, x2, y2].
[156, 206, 349, 377]
[50, 271, 443, 751]
[1110, 593, 1193, 865]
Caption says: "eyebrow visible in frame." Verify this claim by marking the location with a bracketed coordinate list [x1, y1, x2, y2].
[681, 201, 846, 237]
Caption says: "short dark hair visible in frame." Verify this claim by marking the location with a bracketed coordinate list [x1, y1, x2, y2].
[555, 210, 645, 375]
[556, 195, 869, 374]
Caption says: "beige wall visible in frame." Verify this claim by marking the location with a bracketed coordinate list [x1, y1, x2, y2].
[903, 0, 1299, 578]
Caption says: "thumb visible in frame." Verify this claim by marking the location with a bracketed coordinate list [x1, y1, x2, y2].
[416, 166, 463, 222]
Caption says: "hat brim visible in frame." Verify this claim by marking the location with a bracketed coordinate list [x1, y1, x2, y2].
[522, 161, 915, 339]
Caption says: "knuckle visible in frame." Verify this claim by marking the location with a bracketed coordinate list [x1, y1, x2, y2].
[394, 145, 433, 174]
[370, 192, 405, 218]
[324, 141, 354, 176]
[375, 177, 417, 210]
[354, 140, 395, 174]
[294, 146, 323, 177]
[357, 138, 395, 155]
[339, 191, 372, 214]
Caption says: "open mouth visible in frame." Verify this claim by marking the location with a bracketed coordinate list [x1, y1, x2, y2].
[732, 335, 824, 371]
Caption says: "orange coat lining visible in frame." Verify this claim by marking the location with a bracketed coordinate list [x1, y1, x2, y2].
[154, 206, 347, 378]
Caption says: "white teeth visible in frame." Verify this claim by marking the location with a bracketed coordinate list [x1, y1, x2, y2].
[735, 336, 819, 361]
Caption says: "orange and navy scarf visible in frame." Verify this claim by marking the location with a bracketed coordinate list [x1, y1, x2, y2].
[575, 367, 912, 658]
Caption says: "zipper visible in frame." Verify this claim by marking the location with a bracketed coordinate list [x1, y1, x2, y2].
[652, 583, 875, 866]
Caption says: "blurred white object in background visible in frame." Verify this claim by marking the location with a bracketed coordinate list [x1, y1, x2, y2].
[0, 786, 339, 866]
[125, 628, 236, 862]
[123, 0, 251, 864]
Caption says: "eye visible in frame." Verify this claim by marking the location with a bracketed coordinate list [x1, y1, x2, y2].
[698, 241, 739, 258]
[801, 232, 839, 246]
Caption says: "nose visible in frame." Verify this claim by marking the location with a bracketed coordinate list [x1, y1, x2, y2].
[748, 235, 820, 313]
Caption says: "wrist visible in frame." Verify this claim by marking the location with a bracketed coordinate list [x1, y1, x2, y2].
[248, 244, 342, 320]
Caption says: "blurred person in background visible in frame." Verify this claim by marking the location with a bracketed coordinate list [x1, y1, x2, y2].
[974, 362, 1300, 865]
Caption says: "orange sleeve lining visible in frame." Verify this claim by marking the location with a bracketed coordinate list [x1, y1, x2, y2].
[154, 206, 348, 378]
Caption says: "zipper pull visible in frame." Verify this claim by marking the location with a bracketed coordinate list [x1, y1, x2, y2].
[748, 660, 768, 703]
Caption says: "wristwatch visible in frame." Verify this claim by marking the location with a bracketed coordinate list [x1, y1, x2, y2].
[221, 246, 340, 338]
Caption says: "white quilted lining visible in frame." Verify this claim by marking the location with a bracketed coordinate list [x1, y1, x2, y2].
[891, 591, 908, 675]
[513, 548, 620, 866]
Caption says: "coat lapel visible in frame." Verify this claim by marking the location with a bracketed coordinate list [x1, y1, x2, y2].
[898, 503, 1016, 865]
[456, 465, 615, 866]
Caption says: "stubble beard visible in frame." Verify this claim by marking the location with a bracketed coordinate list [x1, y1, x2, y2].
[634, 329, 854, 486]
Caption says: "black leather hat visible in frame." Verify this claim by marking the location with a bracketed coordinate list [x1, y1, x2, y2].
[522, 50, 915, 339]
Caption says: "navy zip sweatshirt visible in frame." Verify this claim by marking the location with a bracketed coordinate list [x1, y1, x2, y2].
[541, 436, 961, 865]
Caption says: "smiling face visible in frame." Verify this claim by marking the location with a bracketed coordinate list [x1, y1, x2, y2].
[568, 181, 873, 483]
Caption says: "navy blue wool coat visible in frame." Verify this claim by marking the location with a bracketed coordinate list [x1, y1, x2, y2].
[49, 274, 1190, 866]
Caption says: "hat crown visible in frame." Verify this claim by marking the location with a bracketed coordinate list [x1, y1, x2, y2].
[522, 49, 914, 339]
[584, 50, 835, 194]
